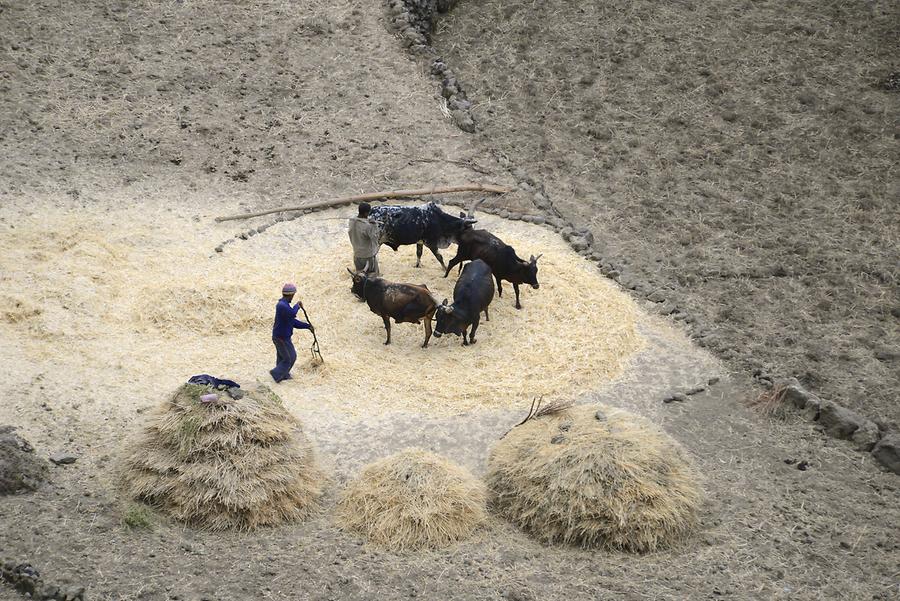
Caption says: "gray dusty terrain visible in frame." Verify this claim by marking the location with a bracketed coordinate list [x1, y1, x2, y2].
[1, 2, 898, 600]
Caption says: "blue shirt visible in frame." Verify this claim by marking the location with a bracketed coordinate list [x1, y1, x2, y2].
[272, 298, 311, 339]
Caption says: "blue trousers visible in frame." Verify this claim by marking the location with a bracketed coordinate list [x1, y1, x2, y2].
[270, 336, 297, 382]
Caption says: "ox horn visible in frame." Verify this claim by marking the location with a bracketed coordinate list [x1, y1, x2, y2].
[466, 197, 485, 220]
[530, 254, 543, 263]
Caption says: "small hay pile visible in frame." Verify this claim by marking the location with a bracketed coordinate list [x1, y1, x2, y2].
[122, 383, 324, 530]
[336, 449, 487, 550]
[486, 404, 702, 552]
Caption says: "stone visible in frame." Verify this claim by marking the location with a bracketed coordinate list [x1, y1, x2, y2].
[547, 216, 565, 229]
[507, 212, 521, 221]
[450, 109, 475, 133]
[874, 350, 898, 362]
[817, 401, 867, 440]
[448, 98, 471, 111]
[685, 386, 706, 396]
[871, 431, 900, 474]
[776, 378, 814, 410]
[569, 237, 589, 252]
[708, 376, 720, 385]
[647, 289, 667, 303]
[663, 393, 688, 404]
[49, 453, 78, 465]
[799, 395, 822, 421]
[531, 215, 545, 225]
[550, 434, 566, 445]
[1, 427, 48, 494]
[594, 409, 606, 421]
[499, 210, 510, 219]
[851, 420, 881, 452]
[256, 224, 269, 233]
[403, 28, 424, 45]
[214, 245, 223, 253]
[658, 301, 677, 316]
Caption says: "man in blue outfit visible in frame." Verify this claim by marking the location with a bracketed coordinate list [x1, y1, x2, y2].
[270, 282, 315, 383]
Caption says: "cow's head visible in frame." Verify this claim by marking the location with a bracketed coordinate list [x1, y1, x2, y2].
[347, 268, 368, 299]
[520, 254, 542, 289]
[433, 298, 469, 338]
[433, 203, 477, 240]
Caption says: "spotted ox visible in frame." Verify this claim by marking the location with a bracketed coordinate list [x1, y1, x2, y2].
[369, 201, 477, 269]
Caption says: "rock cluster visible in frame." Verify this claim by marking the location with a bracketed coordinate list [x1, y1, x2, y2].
[0, 561, 84, 601]
[384, 0, 476, 133]
[431, 59, 475, 132]
[775, 378, 898, 474]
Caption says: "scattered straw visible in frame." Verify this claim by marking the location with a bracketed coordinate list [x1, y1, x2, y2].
[0, 205, 643, 416]
[122, 383, 324, 530]
[486, 404, 702, 552]
[747, 382, 791, 419]
[335, 448, 487, 550]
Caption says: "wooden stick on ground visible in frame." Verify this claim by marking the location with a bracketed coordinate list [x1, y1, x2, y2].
[214, 183, 511, 223]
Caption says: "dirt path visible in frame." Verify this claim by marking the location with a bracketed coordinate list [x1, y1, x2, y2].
[1, 2, 898, 600]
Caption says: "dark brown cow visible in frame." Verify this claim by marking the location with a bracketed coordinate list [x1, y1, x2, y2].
[348, 269, 438, 347]
[444, 229, 541, 309]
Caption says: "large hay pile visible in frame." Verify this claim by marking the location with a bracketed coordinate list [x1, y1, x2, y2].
[336, 449, 487, 550]
[122, 383, 324, 530]
[486, 404, 702, 552]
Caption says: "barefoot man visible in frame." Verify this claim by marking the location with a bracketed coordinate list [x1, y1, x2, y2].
[348, 202, 382, 276]
[270, 283, 315, 383]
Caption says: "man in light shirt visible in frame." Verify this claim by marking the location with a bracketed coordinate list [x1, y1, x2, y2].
[347, 202, 382, 276]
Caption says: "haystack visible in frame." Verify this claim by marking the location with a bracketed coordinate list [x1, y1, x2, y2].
[122, 383, 324, 530]
[486, 404, 702, 552]
[336, 449, 487, 550]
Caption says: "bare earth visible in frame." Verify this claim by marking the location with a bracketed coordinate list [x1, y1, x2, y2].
[1, 2, 899, 601]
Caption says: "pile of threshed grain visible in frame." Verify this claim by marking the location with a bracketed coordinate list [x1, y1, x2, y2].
[486, 404, 702, 552]
[336, 449, 487, 550]
[0, 426, 47, 495]
[122, 383, 324, 530]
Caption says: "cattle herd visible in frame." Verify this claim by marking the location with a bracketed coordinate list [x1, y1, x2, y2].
[348, 201, 542, 347]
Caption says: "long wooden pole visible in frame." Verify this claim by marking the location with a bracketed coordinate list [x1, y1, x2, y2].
[214, 183, 511, 223]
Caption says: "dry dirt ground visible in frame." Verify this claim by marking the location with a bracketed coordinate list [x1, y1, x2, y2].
[1, 1, 899, 601]
[434, 0, 900, 427]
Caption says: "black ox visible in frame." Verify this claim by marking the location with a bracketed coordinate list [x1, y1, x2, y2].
[444, 229, 541, 309]
[433, 259, 495, 346]
[369, 201, 477, 269]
